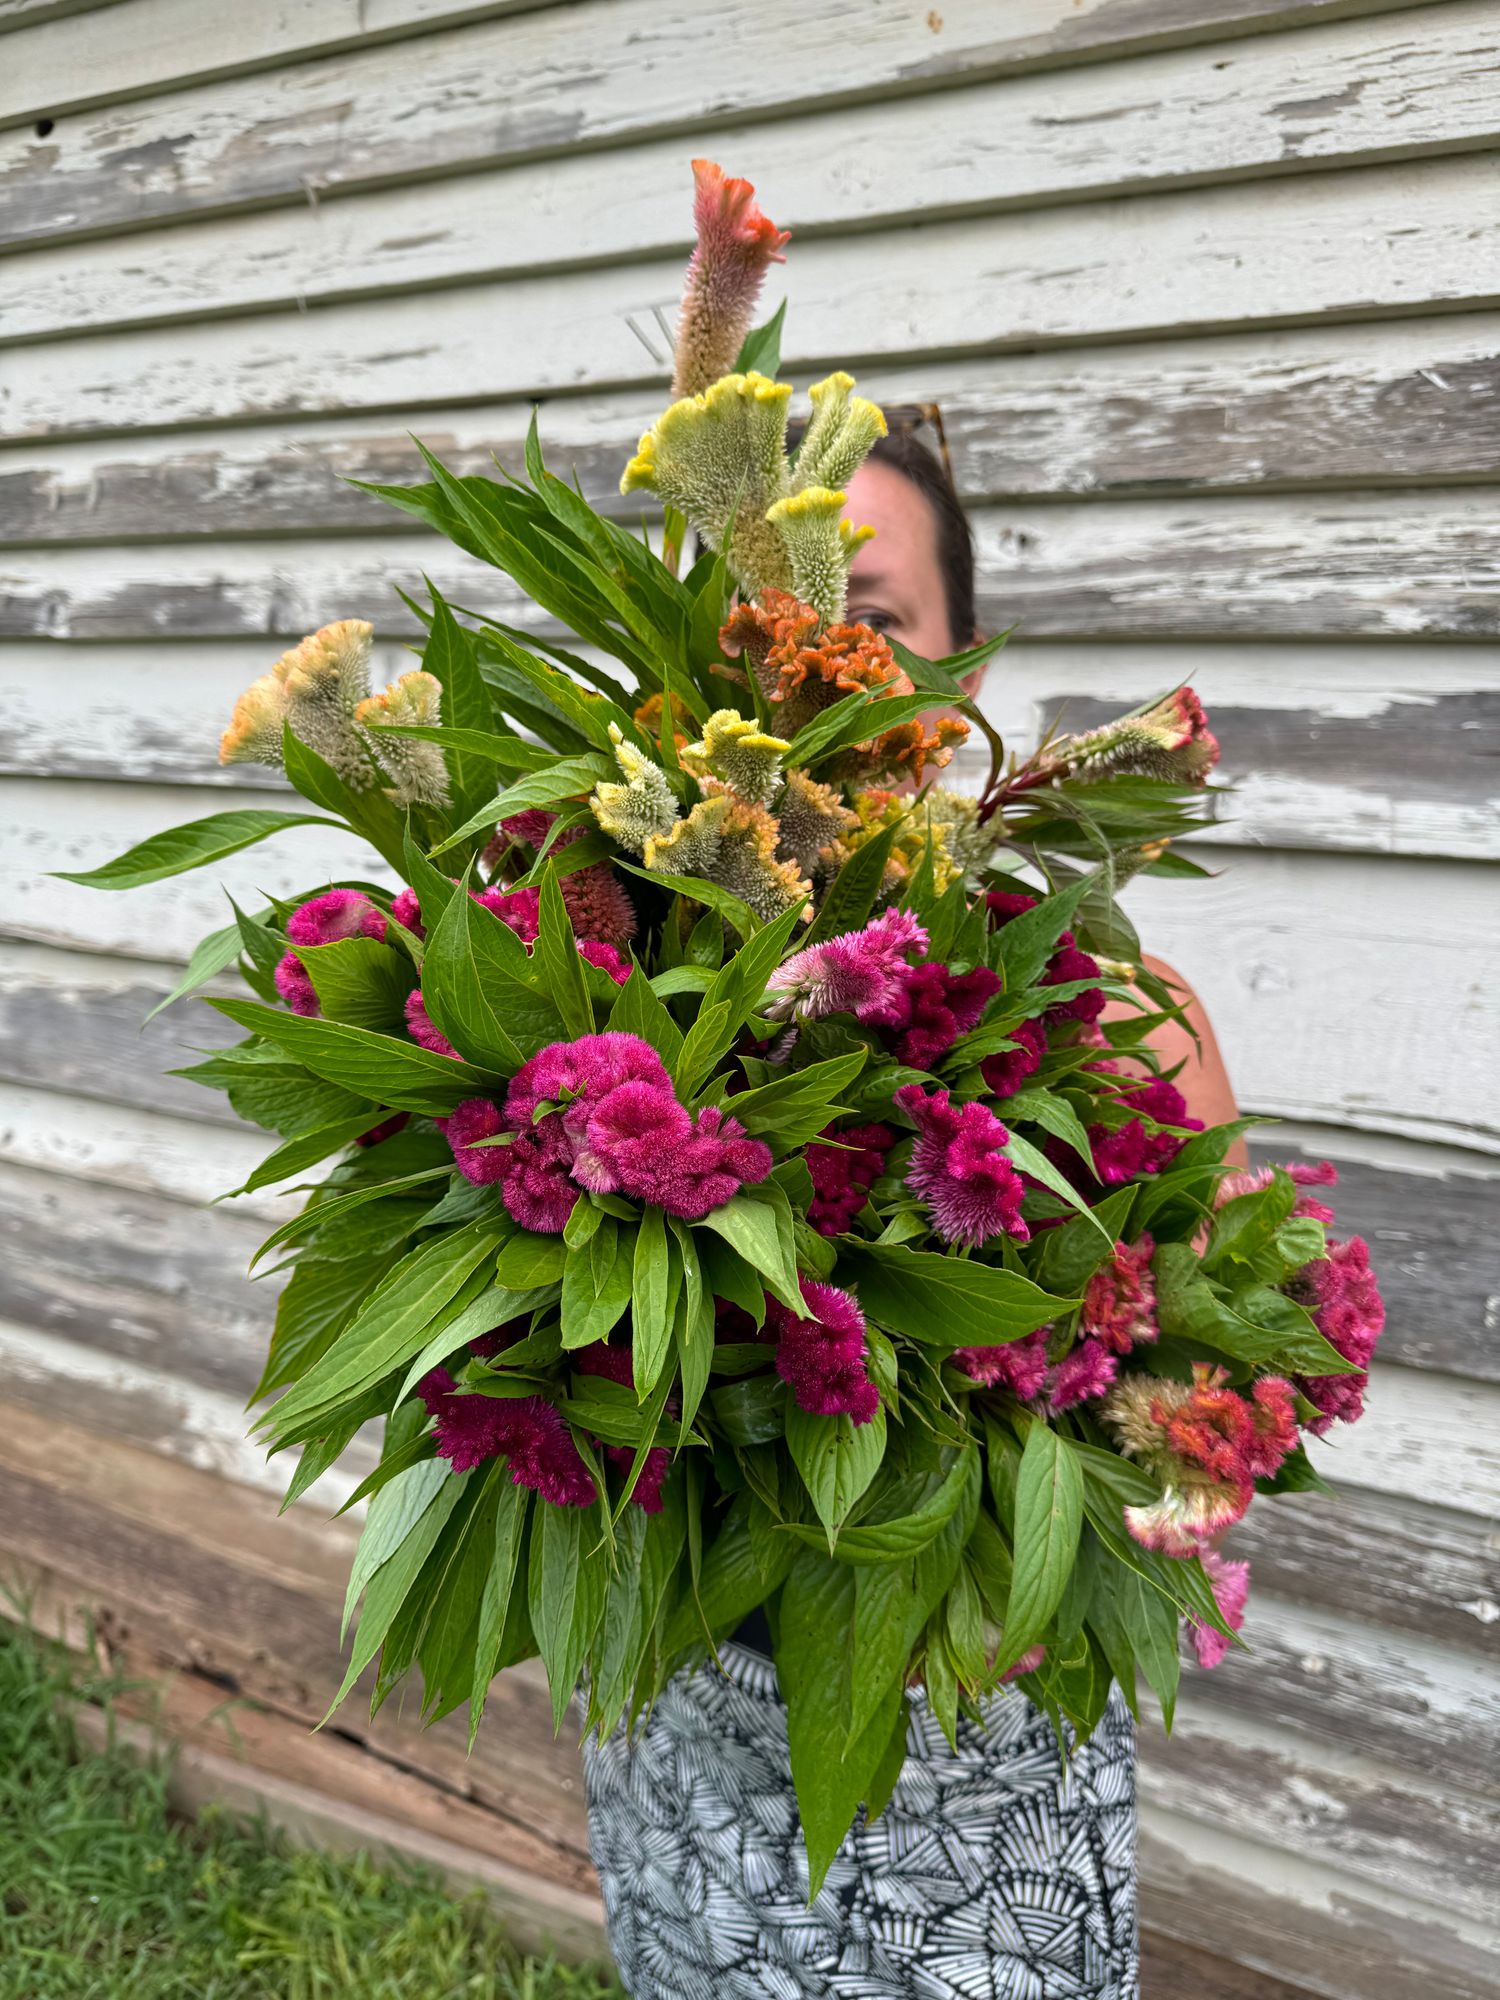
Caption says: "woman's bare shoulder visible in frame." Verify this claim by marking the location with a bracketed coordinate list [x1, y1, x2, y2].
[1132, 955, 1244, 1144]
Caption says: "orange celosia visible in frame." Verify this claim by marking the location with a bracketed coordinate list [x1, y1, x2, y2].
[633, 690, 697, 754]
[719, 588, 908, 733]
[828, 714, 969, 789]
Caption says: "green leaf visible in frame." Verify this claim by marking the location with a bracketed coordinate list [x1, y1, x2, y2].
[995, 876, 1093, 990]
[727, 1051, 867, 1141]
[631, 1206, 677, 1396]
[249, 1164, 452, 1272]
[839, 1241, 1072, 1348]
[144, 919, 245, 1019]
[997, 1424, 1084, 1671]
[536, 870, 595, 1039]
[615, 859, 761, 940]
[421, 877, 530, 1068]
[334, 1453, 461, 1663]
[801, 819, 901, 946]
[787, 1450, 978, 1564]
[54, 810, 343, 890]
[1003, 1130, 1111, 1236]
[1027, 1186, 1137, 1296]
[208, 998, 506, 1115]
[229, 1112, 385, 1196]
[786, 1400, 887, 1544]
[282, 728, 408, 874]
[529, 1499, 608, 1729]
[255, 1253, 397, 1401]
[672, 899, 805, 1097]
[696, 1182, 803, 1313]
[734, 299, 787, 376]
[292, 936, 414, 1033]
[560, 1214, 634, 1348]
[420, 584, 498, 831]
[428, 752, 613, 857]
[710, 1374, 786, 1447]
[608, 964, 685, 1065]
[469, 1481, 531, 1745]
[367, 723, 551, 772]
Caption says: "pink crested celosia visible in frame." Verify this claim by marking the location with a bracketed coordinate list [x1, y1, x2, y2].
[672, 159, 791, 399]
[895, 1083, 1030, 1248]
[473, 883, 541, 944]
[448, 1033, 772, 1229]
[765, 907, 928, 1024]
[1189, 1550, 1251, 1670]
[404, 987, 459, 1059]
[577, 939, 632, 986]
[1287, 1234, 1384, 1434]
[1045, 1339, 1118, 1413]
[865, 960, 1000, 1071]
[980, 1018, 1047, 1101]
[807, 1122, 894, 1236]
[953, 1328, 1050, 1400]
[767, 1279, 879, 1424]
[416, 1369, 594, 1505]
[275, 888, 390, 1017]
[1081, 1236, 1158, 1354]
[1001, 1644, 1048, 1684]
[1060, 686, 1221, 787]
[1215, 1156, 1339, 1225]
[390, 885, 424, 937]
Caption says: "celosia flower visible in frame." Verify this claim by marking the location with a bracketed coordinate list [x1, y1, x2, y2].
[1124, 1482, 1246, 1557]
[446, 1097, 513, 1188]
[1042, 933, 1105, 1025]
[721, 590, 909, 734]
[952, 1329, 1050, 1400]
[630, 692, 697, 755]
[591, 724, 681, 855]
[684, 709, 791, 807]
[1045, 1339, 1118, 1412]
[405, 987, 458, 1059]
[807, 1122, 895, 1236]
[832, 788, 966, 896]
[1081, 1073, 1203, 1187]
[1287, 1234, 1384, 1434]
[1056, 686, 1221, 787]
[765, 485, 874, 628]
[670, 159, 790, 399]
[286, 889, 388, 948]
[895, 1083, 1029, 1248]
[794, 371, 889, 494]
[574, 1342, 672, 1512]
[647, 786, 810, 921]
[985, 889, 1039, 928]
[765, 906, 927, 1022]
[472, 883, 542, 943]
[981, 1019, 1047, 1100]
[354, 669, 450, 807]
[496, 1125, 578, 1233]
[272, 620, 378, 789]
[390, 886, 425, 937]
[1189, 1551, 1250, 1670]
[1081, 1236, 1158, 1354]
[828, 715, 970, 790]
[561, 863, 638, 947]
[578, 940, 631, 986]
[773, 769, 858, 875]
[416, 1370, 594, 1505]
[1001, 1645, 1048, 1684]
[274, 953, 320, 1016]
[1215, 1156, 1338, 1225]
[355, 1112, 410, 1147]
[768, 1279, 879, 1424]
[220, 672, 289, 768]
[865, 960, 999, 1071]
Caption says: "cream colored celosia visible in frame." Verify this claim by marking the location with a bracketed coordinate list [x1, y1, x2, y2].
[219, 672, 289, 769]
[765, 487, 873, 628]
[355, 670, 450, 808]
[793, 372, 888, 492]
[642, 794, 729, 879]
[683, 709, 790, 807]
[590, 724, 680, 854]
[772, 769, 857, 874]
[919, 790, 993, 874]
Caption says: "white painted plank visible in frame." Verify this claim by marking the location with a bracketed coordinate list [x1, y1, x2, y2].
[0, 0, 566, 122]
[4, 4, 1496, 340]
[1125, 847, 1500, 1151]
[2, 775, 391, 962]
[6, 157, 1498, 439]
[1310, 1365, 1500, 1517]
[0, 0, 1455, 232]
[6, 318, 1498, 550]
[4, 492, 1496, 642]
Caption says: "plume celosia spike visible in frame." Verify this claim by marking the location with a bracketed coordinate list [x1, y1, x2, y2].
[672, 160, 790, 399]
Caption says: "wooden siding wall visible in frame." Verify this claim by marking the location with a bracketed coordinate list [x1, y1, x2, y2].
[2, 1, 1498, 1992]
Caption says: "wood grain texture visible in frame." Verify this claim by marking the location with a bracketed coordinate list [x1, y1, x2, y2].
[4, 5, 1496, 338]
[0, 0, 1459, 241]
[7, 157, 1499, 441]
[5, 318, 1498, 552]
[4, 492, 1496, 643]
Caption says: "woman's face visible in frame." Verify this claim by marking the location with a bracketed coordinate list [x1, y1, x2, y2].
[843, 457, 959, 658]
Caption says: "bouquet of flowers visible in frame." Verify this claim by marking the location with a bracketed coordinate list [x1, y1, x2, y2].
[66, 161, 1384, 1893]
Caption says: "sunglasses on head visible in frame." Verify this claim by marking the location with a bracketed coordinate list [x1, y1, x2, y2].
[879, 402, 954, 484]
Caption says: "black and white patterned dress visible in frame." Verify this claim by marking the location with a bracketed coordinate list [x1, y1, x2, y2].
[581, 1640, 1139, 1999]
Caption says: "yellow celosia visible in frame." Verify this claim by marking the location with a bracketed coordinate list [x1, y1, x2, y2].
[683, 709, 791, 806]
[765, 486, 873, 628]
[794, 372, 888, 492]
[590, 724, 680, 854]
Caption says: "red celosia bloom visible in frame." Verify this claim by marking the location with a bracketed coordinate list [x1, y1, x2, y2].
[1105, 1362, 1296, 1555]
[495, 1124, 578, 1233]
[416, 1368, 593, 1505]
[1042, 933, 1105, 1025]
[1046, 1339, 1118, 1412]
[673, 159, 790, 398]
[768, 1279, 879, 1424]
[564, 865, 638, 947]
[807, 1122, 894, 1236]
[1081, 1236, 1158, 1354]
[390, 886, 425, 937]
[985, 889, 1038, 929]
[1244, 1375, 1300, 1478]
[953, 1329, 1050, 1400]
[473, 883, 541, 944]
[1190, 1550, 1250, 1669]
[577, 939, 632, 986]
[895, 1083, 1030, 1248]
[1079, 1073, 1204, 1187]
[866, 961, 1000, 1071]
[404, 987, 459, 1059]
[286, 889, 388, 949]
[980, 1018, 1047, 1101]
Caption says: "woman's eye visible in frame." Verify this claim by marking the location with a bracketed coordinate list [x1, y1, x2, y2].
[849, 608, 894, 634]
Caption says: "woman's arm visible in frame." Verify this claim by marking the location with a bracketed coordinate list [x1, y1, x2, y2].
[1109, 953, 1249, 1168]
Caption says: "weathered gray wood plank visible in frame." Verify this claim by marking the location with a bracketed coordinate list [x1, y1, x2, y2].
[7, 159, 1499, 441]
[4, 5, 1495, 338]
[0, 0, 1458, 242]
[5, 318, 1497, 549]
[4, 493, 1496, 643]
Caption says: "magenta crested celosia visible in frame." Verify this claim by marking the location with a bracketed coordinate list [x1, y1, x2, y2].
[894, 1083, 1030, 1248]
[765, 907, 928, 1023]
[953, 1329, 1050, 1400]
[807, 1122, 894, 1236]
[487, 811, 638, 947]
[768, 1279, 879, 1424]
[980, 1018, 1047, 1101]
[577, 939, 632, 985]
[445, 1033, 771, 1229]
[1190, 1550, 1251, 1669]
[417, 1368, 594, 1505]
[865, 960, 1000, 1070]
[1081, 1236, 1159, 1354]
[1072, 1072, 1204, 1189]
[672, 158, 791, 399]
[274, 889, 389, 1017]
[1288, 1233, 1384, 1433]
[404, 987, 458, 1059]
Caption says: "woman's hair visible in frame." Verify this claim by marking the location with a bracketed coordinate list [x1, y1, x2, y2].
[863, 426, 977, 654]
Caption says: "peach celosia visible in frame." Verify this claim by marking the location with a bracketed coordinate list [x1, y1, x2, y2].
[672, 160, 790, 399]
[354, 668, 450, 807]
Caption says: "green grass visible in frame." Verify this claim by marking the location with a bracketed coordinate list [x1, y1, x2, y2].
[0, 1620, 624, 2000]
